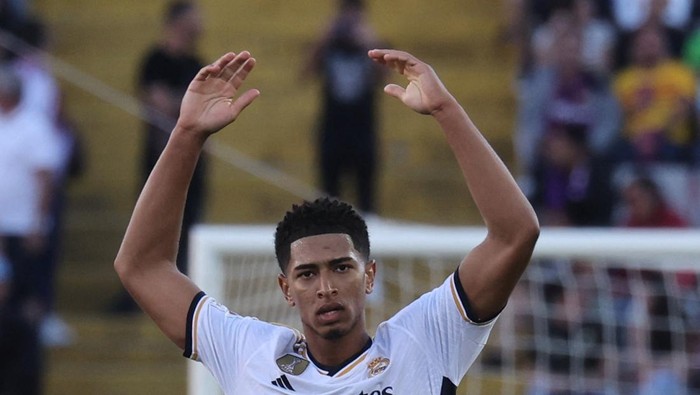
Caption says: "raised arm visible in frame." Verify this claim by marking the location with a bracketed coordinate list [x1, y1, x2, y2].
[368, 49, 539, 322]
[114, 52, 259, 348]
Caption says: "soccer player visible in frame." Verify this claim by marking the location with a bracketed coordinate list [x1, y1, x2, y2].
[115, 49, 540, 393]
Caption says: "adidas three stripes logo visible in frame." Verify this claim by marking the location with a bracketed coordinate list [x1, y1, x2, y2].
[271, 374, 295, 391]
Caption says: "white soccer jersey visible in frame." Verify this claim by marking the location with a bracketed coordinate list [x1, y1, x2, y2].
[184, 271, 497, 394]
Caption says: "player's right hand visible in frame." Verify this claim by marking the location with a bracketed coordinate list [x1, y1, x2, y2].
[176, 51, 260, 137]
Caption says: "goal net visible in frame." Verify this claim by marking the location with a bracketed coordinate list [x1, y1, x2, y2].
[188, 221, 700, 395]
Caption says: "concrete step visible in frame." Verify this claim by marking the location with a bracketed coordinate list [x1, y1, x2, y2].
[46, 314, 185, 395]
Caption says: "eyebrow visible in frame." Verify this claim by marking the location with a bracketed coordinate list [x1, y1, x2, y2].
[292, 257, 354, 273]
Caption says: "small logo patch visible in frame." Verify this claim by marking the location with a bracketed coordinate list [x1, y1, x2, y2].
[276, 354, 309, 376]
[367, 357, 390, 377]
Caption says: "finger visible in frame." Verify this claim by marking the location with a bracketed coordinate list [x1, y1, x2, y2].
[228, 57, 256, 88]
[229, 88, 260, 115]
[368, 49, 389, 63]
[195, 52, 236, 81]
[217, 51, 251, 80]
[383, 84, 405, 100]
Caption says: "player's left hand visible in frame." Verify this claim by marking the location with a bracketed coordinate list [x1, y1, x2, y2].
[368, 49, 453, 115]
[176, 51, 260, 137]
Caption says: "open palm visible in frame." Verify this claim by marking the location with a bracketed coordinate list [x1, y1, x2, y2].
[177, 51, 260, 136]
[368, 49, 452, 115]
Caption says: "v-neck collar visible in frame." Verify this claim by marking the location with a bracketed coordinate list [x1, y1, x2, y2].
[307, 338, 373, 377]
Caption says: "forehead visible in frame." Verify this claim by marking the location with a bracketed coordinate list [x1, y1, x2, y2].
[289, 233, 360, 267]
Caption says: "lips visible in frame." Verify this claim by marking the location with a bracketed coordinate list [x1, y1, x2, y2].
[317, 302, 344, 316]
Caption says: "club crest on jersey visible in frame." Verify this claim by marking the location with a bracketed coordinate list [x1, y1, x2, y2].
[276, 354, 309, 376]
[367, 357, 390, 377]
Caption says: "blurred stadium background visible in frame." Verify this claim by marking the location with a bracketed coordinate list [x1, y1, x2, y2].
[34, 0, 515, 393]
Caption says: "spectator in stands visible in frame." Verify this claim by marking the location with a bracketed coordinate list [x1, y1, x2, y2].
[0, 64, 58, 395]
[111, 0, 206, 314]
[611, 0, 698, 69]
[620, 176, 688, 228]
[139, 0, 205, 273]
[529, 124, 615, 227]
[303, 0, 386, 214]
[10, 16, 59, 120]
[501, 0, 613, 77]
[608, 176, 696, 392]
[611, 26, 696, 164]
[518, 26, 618, 166]
[6, 14, 78, 346]
[619, 176, 695, 290]
[572, 0, 616, 77]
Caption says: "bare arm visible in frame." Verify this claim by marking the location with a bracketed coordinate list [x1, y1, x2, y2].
[114, 52, 259, 349]
[369, 49, 539, 322]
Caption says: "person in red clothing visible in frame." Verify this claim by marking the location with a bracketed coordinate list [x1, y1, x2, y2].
[621, 176, 688, 228]
[619, 175, 695, 299]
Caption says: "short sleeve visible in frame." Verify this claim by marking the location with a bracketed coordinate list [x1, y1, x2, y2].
[183, 292, 296, 390]
[386, 272, 498, 386]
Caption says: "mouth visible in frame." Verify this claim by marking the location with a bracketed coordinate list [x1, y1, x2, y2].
[316, 303, 344, 323]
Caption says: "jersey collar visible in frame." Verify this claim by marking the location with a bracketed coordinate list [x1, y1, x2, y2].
[306, 338, 373, 377]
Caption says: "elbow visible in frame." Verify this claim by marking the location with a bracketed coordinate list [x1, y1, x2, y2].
[519, 211, 540, 251]
[114, 254, 136, 284]
[490, 210, 540, 253]
[114, 257, 129, 282]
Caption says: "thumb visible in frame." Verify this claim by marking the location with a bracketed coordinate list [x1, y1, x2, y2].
[383, 84, 405, 101]
[230, 89, 260, 115]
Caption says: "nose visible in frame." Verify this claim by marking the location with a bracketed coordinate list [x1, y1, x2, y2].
[316, 273, 338, 299]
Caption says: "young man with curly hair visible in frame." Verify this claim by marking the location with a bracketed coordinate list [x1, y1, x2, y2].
[115, 48, 539, 394]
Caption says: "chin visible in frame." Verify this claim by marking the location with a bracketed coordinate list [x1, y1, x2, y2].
[321, 327, 347, 340]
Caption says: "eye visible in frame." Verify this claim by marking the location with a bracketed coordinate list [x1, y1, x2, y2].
[335, 264, 350, 272]
[298, 271, 315, 279]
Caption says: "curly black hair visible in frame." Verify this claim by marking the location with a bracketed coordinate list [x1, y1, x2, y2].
[274, 198, 369, 273]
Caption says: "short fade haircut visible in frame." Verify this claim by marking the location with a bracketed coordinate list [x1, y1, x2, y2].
[274, 197, 370, 273]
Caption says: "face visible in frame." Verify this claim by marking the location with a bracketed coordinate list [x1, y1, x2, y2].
[623, 182, 657, 221]
[278, 233, 375, 341]
[174, 7, 204, 45]
[633, 29, 664, 66]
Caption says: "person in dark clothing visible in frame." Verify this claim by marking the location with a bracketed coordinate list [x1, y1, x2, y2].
[110, 1, 205, 313]
[0, 242, 42, 395]
[304, 0, 386, 214]
[137, 0, 206, 275]
[530, 124, 614, 226]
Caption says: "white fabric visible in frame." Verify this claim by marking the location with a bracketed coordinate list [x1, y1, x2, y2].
[13, 58, 60, 122]
[186, 274, 496, 394]
[612, 0, 692, 31]
[0, 107, 62, 235]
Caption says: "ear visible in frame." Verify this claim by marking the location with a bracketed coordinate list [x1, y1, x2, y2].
[278, 273, 295, 307]
[364, 259, 376, 294]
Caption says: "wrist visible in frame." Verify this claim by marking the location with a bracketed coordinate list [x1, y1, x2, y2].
[170, 124, 209, 148]
[430, 97, 462, 122]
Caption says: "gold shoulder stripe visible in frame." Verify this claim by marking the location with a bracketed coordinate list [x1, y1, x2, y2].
[191, 295, 210, 361]
[450, 277, 469, 322]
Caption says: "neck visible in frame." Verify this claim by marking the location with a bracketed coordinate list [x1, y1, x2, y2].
[304, 325, 370, 367]
[162, 32, 192, 56]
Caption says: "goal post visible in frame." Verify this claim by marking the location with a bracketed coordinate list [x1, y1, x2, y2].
[188, 223, 700, 395]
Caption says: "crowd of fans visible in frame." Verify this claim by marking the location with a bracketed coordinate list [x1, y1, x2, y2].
[505, 0, 700, 393]
[3, 0, 700, 393]
[0, 1, 82, 393]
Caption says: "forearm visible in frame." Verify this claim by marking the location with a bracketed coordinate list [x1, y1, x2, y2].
[434, 100, 538, 239]
[436, 99, 539, 320]
[115, 129, 204, 273]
